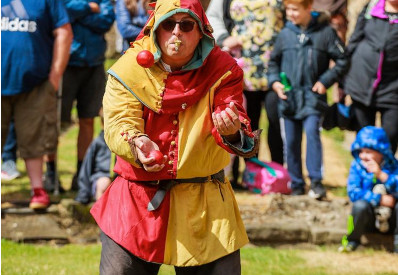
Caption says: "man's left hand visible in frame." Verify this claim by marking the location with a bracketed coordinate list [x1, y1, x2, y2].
[48, 71, 61, 91]
[212, 102, 241, 141]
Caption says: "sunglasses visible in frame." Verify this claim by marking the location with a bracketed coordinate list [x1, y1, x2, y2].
[160, 19, 196, 32]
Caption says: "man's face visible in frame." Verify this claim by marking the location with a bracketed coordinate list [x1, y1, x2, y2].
[285, 3, 312, 26]
[359, 148, 383, 165]
[156, 13, 203, 68]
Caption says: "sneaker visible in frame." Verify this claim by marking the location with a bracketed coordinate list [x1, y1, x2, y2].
[1, 160, 21, 181]
[43, 171, 65, 193]
[308, 181, 326, 200]
[291, 187, 305, 196]
[338, 241, 359, 253]
[29, 188, 50, 209]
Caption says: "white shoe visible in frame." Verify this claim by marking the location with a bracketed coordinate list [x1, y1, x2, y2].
[1, 160, 21, 181]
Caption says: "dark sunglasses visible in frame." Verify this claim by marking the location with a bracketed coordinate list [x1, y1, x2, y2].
[160, 19, 196, 32]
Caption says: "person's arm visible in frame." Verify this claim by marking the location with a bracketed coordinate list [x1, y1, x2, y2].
[103, 75, 147, 167]
[211, 64, 260, 158]
[316, 27, 348, 91]
[63, 0, 92, 22]
[116, 0, 145, 41]
[347, 162, 382, 207]
[49, 23, 73, 91]
[206, 0, 230, 46]
[267, 33, 284, 92]
[384, 166, 398, 204]
[78, 0, 115, 34]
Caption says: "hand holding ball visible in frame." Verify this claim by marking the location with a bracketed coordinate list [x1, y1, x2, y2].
[147, 150, 165, 166]
[137, 50, 154, 68]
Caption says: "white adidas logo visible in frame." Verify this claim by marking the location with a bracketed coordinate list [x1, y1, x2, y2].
[1, 17, 37, 32]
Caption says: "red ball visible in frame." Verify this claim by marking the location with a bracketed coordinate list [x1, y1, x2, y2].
[136, 50, 154, 68]
[147, 150, 164, 165]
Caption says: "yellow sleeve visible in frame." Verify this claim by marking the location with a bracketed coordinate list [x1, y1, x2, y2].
[103, 75, 146, 166]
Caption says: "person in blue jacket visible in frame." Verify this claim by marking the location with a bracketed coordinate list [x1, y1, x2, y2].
[340, 126, 398, 253]
[268, 0, 348, 199]
[1, 0, 73, 208]
[47, 0, 115, 191]
[116, 0, 151, 52]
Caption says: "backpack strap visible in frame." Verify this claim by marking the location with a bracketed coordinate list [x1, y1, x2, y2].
[248, 157, 276, 177]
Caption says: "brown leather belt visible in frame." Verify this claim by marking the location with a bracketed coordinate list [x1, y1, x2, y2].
[139, 170, 225, 211]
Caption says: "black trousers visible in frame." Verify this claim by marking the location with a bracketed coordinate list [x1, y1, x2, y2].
[348, 200, 398, 243]
[99, 232, 242, 275]
[352, 101, 398, 153]
[244, 90, 283, 164]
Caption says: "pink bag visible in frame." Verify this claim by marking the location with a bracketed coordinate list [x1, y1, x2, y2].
[242, 158, 291, 195]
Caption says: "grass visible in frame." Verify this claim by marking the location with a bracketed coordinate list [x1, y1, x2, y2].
[2, 240, 301, 275]
[2, 240, 397, 275]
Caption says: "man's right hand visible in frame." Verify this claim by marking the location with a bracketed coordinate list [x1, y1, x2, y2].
[89, 2, 100, 13]
[272, 81, 287, 100]
[132, 136, 166, 172]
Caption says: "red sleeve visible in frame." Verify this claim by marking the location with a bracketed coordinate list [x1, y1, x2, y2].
[211, 64, 255, 154]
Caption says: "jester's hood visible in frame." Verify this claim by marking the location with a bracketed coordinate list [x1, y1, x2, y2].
[137, 0, 215, 63]
[351, 126, 398, 168]
[107, 0, 223, 114]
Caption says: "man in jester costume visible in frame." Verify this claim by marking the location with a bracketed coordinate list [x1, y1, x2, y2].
[90, 0, 260, 273]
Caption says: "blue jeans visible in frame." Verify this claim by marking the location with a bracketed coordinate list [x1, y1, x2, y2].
[2, 121, 17, 162]
[348, 200, 398, 243]
[282, 115, 323, 190]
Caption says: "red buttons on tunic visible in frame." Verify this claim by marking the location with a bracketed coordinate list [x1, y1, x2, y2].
[168, 160, 173, 165]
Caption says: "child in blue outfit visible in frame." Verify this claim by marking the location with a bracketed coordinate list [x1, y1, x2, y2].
[341, 126, 398, 253]
[268, 0, 348, 199]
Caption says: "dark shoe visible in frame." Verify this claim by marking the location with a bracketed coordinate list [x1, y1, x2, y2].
[338, 241, 359, 253]
[230, 179, 248, 191]
[291, 187, 305, 196]
[308, 181, 326, 200]
[43, 171, 65, 193]
[70, 173, 79, 191]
